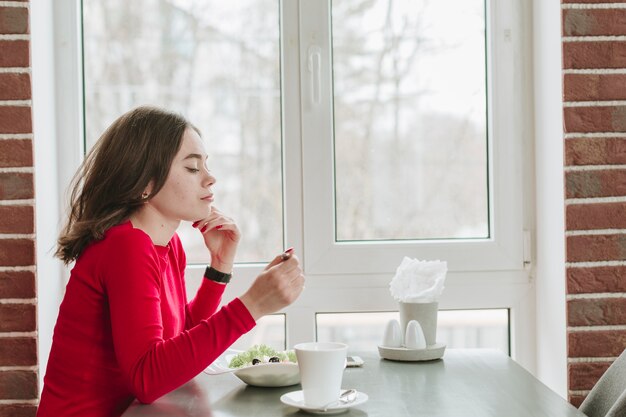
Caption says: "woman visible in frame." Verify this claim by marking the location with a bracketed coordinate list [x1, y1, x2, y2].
[37, 106, 305, 416]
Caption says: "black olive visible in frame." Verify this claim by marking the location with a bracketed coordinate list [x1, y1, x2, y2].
[269, 356, 280, 363]
[252, 358, 261, 365]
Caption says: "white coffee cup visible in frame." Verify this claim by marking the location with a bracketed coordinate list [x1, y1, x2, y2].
[294, 342, 348, 408]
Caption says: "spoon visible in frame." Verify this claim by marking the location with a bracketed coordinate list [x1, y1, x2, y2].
[321, 389, 358, 411]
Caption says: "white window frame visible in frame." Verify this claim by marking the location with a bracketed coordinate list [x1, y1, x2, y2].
[299, 0, 524, 275]
[44, 0, 536, 373]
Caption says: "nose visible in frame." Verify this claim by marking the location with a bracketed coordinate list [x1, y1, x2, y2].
[203, 169, 216, 188]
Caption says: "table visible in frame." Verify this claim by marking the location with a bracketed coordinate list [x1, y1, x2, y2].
[122, 349, 587, 417]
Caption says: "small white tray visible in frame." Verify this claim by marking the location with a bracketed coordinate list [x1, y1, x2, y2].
[378, 343, 446, 362]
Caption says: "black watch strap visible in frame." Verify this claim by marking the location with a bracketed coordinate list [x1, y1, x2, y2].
[204, 266, 232, 284]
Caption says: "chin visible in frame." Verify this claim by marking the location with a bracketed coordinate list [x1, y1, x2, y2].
[196, 207, 212, 218]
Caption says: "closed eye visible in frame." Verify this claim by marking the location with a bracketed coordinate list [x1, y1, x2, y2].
[186, 167, 200, 173]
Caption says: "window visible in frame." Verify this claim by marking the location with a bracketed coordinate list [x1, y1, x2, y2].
[332, 0, 488, 242]
[60, 0, 530, 360]
[82, 0, 283, 263]
[299, 0, 523, 275]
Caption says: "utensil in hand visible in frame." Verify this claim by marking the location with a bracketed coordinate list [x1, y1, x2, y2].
[281, 247, 294, 261]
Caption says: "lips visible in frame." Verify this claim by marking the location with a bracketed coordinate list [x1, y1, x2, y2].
[201, 194, 214, 202]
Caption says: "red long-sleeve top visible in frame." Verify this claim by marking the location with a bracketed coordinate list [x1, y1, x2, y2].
[37, 221, 256, 417]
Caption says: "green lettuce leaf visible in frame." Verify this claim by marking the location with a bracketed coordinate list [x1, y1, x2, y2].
[228, 344, 297, 368]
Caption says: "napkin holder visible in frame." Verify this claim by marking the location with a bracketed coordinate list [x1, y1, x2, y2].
[378, 301, 446, 362]
[399, 301, 438, 346]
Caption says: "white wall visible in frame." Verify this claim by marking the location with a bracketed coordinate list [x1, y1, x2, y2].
[31, 0, 64, 391]
[533, 0, 567, 397]
[31, 0, 82, 391]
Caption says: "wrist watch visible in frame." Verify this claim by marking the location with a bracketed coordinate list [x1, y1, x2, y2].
[204, 266, 232, 284]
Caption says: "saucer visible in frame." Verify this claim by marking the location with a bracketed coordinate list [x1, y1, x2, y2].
[378, 343, 446, 361]
[280, 389, 368, 415]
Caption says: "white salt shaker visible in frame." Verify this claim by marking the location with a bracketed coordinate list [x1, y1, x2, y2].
[382, 319, 403, 347]
[404, 320, 427, 350]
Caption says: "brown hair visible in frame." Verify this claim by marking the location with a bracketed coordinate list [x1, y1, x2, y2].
[56, 106, 196, 263]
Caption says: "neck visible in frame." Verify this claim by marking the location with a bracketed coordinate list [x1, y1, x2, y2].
[129, 206, 180, 246]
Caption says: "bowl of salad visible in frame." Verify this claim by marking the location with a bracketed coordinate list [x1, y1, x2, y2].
[205, 345, 300, 387]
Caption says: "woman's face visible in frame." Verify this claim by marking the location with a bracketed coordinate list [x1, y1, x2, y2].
[147, 128, 216, 222]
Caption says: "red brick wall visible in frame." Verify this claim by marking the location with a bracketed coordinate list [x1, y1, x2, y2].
[562, 0, 626, 407]
[0, 2, 38, 417]
[0, 0, 622, 413]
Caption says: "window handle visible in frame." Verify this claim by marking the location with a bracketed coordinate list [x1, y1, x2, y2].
[308, 45, 321, 105]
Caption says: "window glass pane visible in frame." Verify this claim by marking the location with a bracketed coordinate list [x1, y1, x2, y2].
[229, 314, 286, 352]
[82, 0, 282, 263]
[332, 0, 488, 241]
[316, 309, 509, 355]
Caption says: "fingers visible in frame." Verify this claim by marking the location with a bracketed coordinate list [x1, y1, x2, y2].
[240, 252, 305, 319]
[290, 273, 306, 290]
[192, 209, 237, 234]
[286, 273, 306, 302]
[266, 251, 304, 290]
[267, 256, 301, 278]
[192, 206, 221, 228]
[280, 247, 294, 261]
[280, 259, 305, 294]
[270, 268, 304, 305]
[200, 219, 235, 234]
[266, 254, 286, 270]
[265, 247, 296, 270]
[192, 218, 229, 232]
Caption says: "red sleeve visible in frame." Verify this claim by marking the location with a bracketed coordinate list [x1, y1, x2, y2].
[186, 278, 226, 328]
[167, 234, 226, 328]
[102, 231, 255, 404]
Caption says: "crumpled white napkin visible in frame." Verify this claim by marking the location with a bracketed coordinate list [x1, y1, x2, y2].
[389, 257, 447, 303]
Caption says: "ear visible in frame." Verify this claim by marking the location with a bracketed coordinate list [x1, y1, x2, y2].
[142, 180, 155, 199]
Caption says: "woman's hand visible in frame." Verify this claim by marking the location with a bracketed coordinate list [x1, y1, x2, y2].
[239, 250, 305, 320]
[193, 207, 241, 273]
